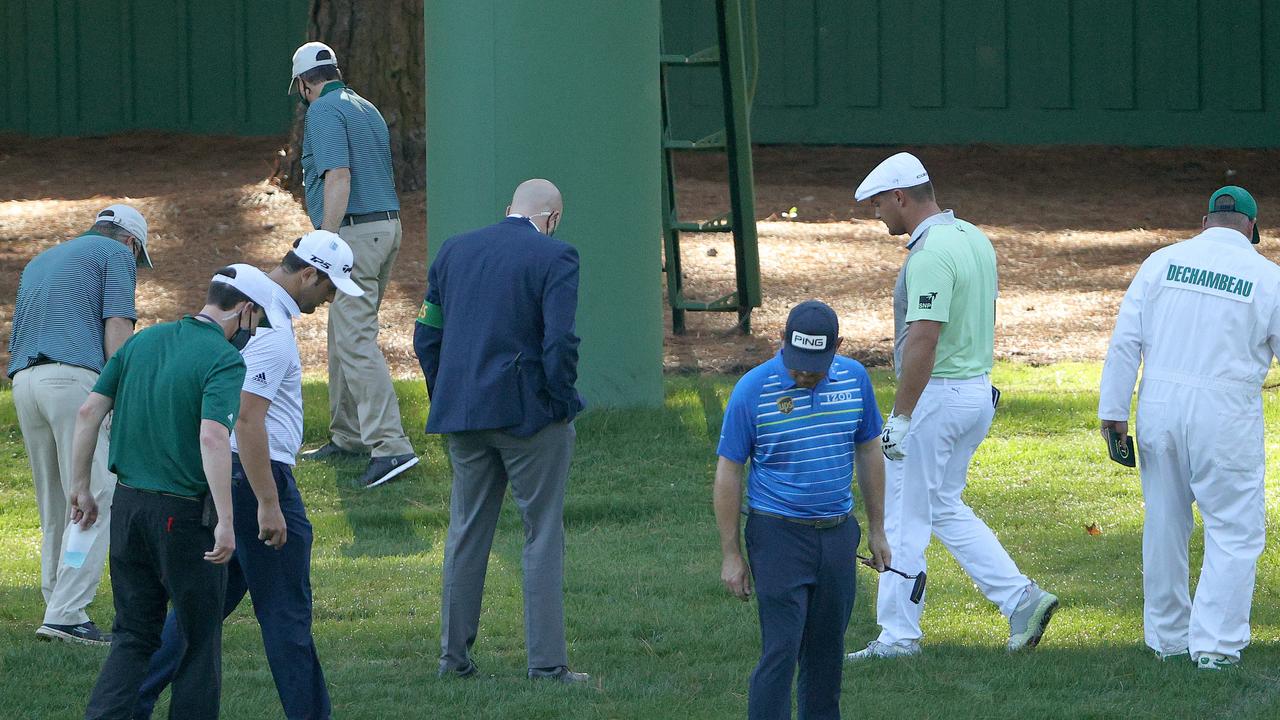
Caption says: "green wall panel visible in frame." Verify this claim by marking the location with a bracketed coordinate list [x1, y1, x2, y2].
[425, 0, 664, 408]
[4, 0, 1276, 146]
[663, 0, 1280, 146]
[1, 0, 308, 136]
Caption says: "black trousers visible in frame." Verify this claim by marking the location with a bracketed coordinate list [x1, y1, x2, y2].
[136, 457, 329, 720]
[84, 483, 227, 720]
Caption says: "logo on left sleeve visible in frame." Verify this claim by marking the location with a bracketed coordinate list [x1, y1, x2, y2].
[918, 292, 938, 309]
[251, 371, 268, 385]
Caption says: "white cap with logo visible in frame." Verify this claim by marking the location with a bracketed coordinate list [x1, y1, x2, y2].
[95, 204, 153, 268]
[289, 41, 338, 93]
[855, 152, 931, 202]
[210, 264, 276, 328]
[293, 230, 364, 297]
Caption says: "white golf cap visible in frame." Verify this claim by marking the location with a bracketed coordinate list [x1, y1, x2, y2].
[854, 152, 931, 201]
[289, 41, 338, 93]
[210, 264, 275, 327]
[293, 230, 365, 297]
[95, 204, 152, 268]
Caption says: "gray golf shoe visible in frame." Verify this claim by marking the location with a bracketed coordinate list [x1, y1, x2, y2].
[1006, 583, 1059, 652]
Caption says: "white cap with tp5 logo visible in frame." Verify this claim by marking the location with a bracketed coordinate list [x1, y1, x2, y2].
[293, 230, 364, 297]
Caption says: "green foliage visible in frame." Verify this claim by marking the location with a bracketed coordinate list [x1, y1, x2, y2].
[2, 365, 1279, 718]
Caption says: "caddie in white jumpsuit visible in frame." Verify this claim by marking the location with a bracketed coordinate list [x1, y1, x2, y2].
[848, 153, 1059, 661]
[1099, 186, 1277, 671]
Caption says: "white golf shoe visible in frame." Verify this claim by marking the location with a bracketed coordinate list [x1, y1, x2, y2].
[845, 640, 921, 661]
[1195, 652, 1238, 671]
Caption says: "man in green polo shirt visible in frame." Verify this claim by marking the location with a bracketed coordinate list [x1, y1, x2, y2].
[847, 153, 1058, 661]
[69, 264, 275, 720]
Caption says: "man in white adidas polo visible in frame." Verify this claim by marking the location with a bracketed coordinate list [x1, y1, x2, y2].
[847, 153, 1058, 660]
[1100, 186, 1278, 671]
[134, 231, 363, 719]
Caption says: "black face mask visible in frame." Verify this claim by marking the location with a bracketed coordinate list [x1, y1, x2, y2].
[225, 305, 255, 351]
[196, 310, 253, 350]
[229, 325, 252, 351]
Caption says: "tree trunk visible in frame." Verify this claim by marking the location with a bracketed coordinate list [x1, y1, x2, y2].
[276, 0, 425, 195]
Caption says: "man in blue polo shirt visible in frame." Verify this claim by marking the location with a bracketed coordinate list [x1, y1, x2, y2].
[10, 203, 152, 646]
[714, 300, 890, 720]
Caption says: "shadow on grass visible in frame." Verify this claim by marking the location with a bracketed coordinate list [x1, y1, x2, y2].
[300, 380, 442, 559]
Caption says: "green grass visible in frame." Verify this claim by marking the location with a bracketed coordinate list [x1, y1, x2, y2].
[2, 362, 1280, 718]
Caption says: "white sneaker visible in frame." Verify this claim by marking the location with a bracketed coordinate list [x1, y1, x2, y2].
[845, 640, 921, 661]
[1195, 652, 1238, 671]
[1154, 649, 1189, 662]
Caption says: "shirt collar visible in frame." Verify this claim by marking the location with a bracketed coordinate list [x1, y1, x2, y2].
[769, 350, 838, 390]
[907, 210, 956, 249]
[319, 81, 346, 98]
[1200, 226, 1253, 249]
[506, 213, 541, 231]
[267, 276, 300, 323]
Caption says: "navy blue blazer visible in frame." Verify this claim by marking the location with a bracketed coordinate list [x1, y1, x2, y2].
[414, 216, 585, 437]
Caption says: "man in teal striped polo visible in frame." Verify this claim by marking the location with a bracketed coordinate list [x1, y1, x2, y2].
[289, 41, 418, 488]
[9, 204, 152, 646]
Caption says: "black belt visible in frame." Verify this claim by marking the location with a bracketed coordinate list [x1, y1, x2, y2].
[117, 481, 201, 502]
[750, 508, 851, 529]
[342, 210, 399, 226]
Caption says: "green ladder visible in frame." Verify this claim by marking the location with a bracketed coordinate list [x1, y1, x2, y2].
[660, 0, 761, 335]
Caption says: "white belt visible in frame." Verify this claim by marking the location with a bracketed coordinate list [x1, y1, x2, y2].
[1141, 368, 1259, 394]
[927, 373, 989, 386]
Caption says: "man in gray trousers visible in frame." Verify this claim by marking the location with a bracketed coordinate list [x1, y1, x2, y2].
[413, 179, 588, 683]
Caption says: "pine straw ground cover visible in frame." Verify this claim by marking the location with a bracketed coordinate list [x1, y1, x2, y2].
[4, 135, 1280, 375]
[1, 365, 1279, 719]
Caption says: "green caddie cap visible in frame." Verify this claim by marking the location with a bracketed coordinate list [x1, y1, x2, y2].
[1209, 186, 1260, 244]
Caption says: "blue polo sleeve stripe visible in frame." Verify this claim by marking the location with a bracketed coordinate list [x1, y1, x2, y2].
[853, 369, 883, 443]
[717, 374, 759, 464]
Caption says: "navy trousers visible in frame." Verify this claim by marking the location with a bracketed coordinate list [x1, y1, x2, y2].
[745, 512, 860, 720]
[135, 457, 330, 720]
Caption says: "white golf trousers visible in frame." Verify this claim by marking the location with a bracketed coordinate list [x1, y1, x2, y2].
[1136, 376, 1265, 660]
[876, 376, 1029, 645]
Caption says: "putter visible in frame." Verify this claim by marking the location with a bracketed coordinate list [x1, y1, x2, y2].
[856, 554, 927, 604]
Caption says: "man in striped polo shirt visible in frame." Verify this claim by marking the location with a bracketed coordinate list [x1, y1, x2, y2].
[289, 41, 418, 489]
[714, 300, 890, 720]
[9, 204, 152, 646]
[134, 232, 363, 719]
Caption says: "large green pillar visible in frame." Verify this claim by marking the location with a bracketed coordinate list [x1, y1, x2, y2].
[424, 1, 664, 408]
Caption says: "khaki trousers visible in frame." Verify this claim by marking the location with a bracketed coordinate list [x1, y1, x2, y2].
[330, 218, 413, 457]
[13, 362, 115, 625]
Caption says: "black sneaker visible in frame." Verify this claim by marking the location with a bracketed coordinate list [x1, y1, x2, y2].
[300, 441, 367, 462]
[529, 666, 591, 684]
[438, 660, 479, 679]
[359, 453, 420, 488]
[36, 621, 110, 646]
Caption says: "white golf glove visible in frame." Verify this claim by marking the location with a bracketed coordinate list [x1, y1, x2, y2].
[882, 414, 910, 461]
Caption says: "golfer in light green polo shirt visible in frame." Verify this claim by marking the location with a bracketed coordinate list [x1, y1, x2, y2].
[846, 152, 1058, 662]
[901, 213, 998, 379]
